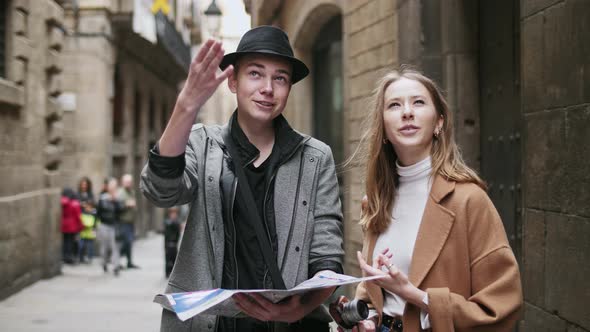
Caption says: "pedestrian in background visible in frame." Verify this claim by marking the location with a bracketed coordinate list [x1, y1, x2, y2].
[163, 206, 182, 278]
[118, 174, 139, 269]
[97, 177, 122, 276]
[332, 68, 522, 332]
[79, 201, 97, 263]
[60, 188, 82, 264]
[77, 176, 95, 207]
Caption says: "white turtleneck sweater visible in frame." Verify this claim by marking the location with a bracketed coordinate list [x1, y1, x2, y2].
[372, 156, 432, 328]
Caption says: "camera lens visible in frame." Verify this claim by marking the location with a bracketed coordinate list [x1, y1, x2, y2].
[340, 299, 369, 327]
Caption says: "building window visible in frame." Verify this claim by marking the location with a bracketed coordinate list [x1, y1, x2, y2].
[0, 1, 6, 78]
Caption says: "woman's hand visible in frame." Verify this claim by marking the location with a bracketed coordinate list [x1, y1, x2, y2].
[357, 250, 427, 310]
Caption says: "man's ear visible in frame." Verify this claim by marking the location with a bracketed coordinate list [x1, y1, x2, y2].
[228, 74, 237, 93]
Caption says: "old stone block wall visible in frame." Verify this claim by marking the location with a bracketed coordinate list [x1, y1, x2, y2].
[521, 0, 590, 330]
[0, 0, 65, 299]
[60, 5, 114, 193]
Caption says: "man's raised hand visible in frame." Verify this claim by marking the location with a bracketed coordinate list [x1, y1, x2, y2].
[177, 39, 234, 114]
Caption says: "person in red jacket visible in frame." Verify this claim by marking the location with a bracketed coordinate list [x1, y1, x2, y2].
[61, 187, 83, 264]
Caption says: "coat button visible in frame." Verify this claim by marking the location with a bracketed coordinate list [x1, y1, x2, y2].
[295, 246, 300, 252]
[208, 176, 214, 182]
[302, 200, 307, 206]
[310, 157, 315, 162]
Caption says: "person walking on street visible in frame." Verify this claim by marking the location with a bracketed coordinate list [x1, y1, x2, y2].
[60, 188, 82, 264]
[77, 176, 95, 207]
[118, 174, 139, 269]
[140, 26, 344, 332]
[163, 206, 183, 278]
[79, 201, 97, 263]
[97, 177, 123, 276]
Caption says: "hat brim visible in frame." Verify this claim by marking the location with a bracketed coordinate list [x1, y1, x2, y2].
[219, 50, 309, 84]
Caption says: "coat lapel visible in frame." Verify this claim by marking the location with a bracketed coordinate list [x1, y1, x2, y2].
[363, 230, 385, 315]
[408, 175, 456, 287]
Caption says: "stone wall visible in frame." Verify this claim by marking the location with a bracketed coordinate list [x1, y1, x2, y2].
[521, 0, 590, 330]
[0, 0, 65, 299]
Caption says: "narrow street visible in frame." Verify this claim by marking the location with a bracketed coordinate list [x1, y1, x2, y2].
[0, 233, 167, 332]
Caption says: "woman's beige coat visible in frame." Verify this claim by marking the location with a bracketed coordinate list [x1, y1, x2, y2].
[356, 175, 523, 331]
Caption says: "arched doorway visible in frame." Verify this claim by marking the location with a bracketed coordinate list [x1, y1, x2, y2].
[312, 16, 343, 167]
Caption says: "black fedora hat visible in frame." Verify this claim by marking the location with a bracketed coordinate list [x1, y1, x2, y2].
[219, 25, 309, 84]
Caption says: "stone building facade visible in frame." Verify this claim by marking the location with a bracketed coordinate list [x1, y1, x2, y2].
[59, 0, 198, 235]
[247, 0, 590, 330]
[0, 0, 66, 299]
[0, 0, 199, 299]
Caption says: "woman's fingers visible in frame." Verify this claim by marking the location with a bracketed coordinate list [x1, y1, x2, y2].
[357, 251, 384, 276]
[357, 251, 370, 270]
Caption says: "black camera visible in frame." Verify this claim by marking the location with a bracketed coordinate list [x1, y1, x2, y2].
[336, 299, 369, 329]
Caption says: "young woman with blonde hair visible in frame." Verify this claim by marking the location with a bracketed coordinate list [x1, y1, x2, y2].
[333, 68, 522, 332]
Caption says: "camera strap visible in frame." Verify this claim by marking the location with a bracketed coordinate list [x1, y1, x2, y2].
[222, 130, 287, 290]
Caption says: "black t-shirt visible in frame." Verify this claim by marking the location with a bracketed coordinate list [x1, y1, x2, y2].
[234, 152, 276, 290]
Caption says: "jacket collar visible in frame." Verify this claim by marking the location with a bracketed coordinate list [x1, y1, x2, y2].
[216, 111, 305, 164]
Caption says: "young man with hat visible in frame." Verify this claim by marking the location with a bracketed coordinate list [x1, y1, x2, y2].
[140, 26, 344, 331]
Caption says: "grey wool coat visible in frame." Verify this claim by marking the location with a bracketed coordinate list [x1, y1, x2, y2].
[140, 122, 345, 332]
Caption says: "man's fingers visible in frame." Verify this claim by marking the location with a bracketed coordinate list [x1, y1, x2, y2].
[194, 39, 215, 63]
[249, 293, 275, 310]
[216, 65, 234, 83]
[201, 42, 222, 70]
[235, 295, 269, 321]
[236, 300, 264, 320]
[207, 47, 225, 73]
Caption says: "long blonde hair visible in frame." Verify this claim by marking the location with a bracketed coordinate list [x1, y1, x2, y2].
[359, 68, 485, 233]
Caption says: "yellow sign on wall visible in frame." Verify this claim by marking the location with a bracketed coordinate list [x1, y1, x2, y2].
[151, 0, 170, 14]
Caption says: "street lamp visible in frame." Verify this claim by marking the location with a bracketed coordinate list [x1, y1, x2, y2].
[204, 0, 222, 37]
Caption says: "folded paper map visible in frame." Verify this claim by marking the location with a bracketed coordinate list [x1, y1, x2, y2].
[154, 272, 384, 321]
